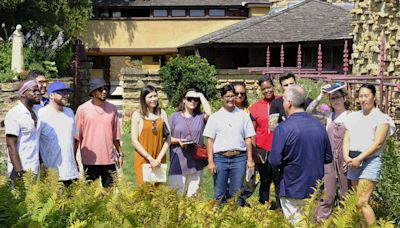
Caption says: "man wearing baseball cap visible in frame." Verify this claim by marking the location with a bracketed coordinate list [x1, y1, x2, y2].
[74, 77, 123, 187]
[38, 81, 79, 186]
[5, 80, 41, 179]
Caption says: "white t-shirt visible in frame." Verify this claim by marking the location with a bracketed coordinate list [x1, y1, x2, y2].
[38, 105, 79, 181]
[326, 110, 351, 128]
[203, 107, 255, 153]
[344, 108, 396, 156]
[4, 101, 40, 176]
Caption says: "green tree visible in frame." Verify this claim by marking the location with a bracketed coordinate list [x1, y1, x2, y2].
[0, 0, 93, 38]
[159, 55, 218, 107]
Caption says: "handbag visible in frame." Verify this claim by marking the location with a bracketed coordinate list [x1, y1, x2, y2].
[182, 113, 208, 161]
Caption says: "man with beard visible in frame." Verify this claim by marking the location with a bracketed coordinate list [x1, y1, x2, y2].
[75, 78, 123, 187]
[5, 80, 41, 179]
[38, 82, 79, 187]
[28, 70, 49, 107]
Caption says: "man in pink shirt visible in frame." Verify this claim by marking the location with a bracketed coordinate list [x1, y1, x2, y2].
[75, 78, 123, 187]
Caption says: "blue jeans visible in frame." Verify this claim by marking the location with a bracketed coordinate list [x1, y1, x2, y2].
[213, 152, 247, 205]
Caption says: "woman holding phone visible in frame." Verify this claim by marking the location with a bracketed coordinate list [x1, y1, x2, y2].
[168, 89, 211, 196]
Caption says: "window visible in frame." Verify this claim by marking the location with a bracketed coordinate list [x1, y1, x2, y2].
[189, 9, 205, 17]
[209, 9, 225, 17]
[172, 9, 186, 17]
[153, 9, 168, 17]
[112, 11, 121, 18]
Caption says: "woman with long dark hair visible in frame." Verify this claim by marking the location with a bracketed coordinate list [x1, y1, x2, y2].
[168, 89, 211, 196]
[342, 83, 395, 226]
[131, 85, 171, 186]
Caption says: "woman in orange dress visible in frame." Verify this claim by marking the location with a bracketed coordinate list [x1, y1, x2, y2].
[131, 85, 171, 186]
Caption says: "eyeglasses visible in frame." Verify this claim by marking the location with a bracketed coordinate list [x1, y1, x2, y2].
[235, 92, 246, 96]
[329, 95, 344, 101]
[54, 90, 71, 96]
[37, 80, 48, 85]
[186, 97, 200, 102]
[151, 120, 157, 133]
[223, 95, 236, 100]
[97, 87, 109, 92]
[282, 82, 295, 87]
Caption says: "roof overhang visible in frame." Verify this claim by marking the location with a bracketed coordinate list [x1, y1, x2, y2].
[86, 47, 178, 55]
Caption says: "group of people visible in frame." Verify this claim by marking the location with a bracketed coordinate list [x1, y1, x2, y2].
[5, 70, 396, 226]
[5, 71, 122, 188]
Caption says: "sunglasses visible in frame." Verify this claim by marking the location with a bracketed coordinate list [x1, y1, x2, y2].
[235, 92, 246, 96]
[151, 120, 157, 133]
[186, 97, 200, 102]
[329, 95, 344, 101]
[54, 90, 71, 96]
[97, 86, 109, 92]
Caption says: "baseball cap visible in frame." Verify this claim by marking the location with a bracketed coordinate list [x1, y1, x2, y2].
[48, 81, 72, 94]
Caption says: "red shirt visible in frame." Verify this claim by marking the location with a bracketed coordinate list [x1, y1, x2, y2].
[249, 98, 275, 151]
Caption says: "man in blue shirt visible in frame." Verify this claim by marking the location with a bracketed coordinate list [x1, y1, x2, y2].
[269, 84, 332, 224]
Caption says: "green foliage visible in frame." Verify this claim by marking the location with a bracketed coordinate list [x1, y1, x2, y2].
[159, 55, 218, 108]
[0, 169, 394, 227]
[0, 42, 16, 82]
[374, 139, 400, 225]
[0, 0, 93, 38]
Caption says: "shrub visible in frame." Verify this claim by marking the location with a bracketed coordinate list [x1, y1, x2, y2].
[159, 55, 218, 108]
[0, 170, 394, 227]
[373, 139, 400, 225]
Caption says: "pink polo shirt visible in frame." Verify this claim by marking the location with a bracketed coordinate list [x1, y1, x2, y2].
[75, 100, 121, 165]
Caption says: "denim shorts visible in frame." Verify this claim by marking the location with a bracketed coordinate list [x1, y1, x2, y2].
[347, 155, 382, 182]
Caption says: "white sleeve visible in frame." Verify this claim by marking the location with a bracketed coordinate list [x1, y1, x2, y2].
[203, 115, 216, 139]
[244, 114, 256, 138]
[4, 111, 19, 136]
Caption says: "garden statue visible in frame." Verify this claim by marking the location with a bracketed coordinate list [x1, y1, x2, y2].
[11, 24, 24, 74]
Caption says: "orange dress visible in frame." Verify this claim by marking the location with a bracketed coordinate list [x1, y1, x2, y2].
[134, 117, 165, 186]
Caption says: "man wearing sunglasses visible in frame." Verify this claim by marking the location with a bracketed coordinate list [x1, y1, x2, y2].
[38, 81, 79, 187]
[75, 78, 123, 188]
[28, 70, 49, 108]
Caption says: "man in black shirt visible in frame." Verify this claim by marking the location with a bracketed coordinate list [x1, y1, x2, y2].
[269, 72, 312, 123]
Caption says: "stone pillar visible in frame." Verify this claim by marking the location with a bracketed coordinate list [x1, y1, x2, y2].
[121, 68, 168, 122]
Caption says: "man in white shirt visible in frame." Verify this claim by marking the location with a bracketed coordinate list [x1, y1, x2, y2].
[5, 80, 41, 179]
[38, 81, 79, 187]
[203, 84, 255, 206]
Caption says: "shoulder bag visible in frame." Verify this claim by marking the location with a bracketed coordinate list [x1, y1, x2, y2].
[182, 114, 208, 161]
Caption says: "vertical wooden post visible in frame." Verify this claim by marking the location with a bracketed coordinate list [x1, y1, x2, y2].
[343, 40, 349, 76]
[379, 37, 385, 111]
[280, 44, 284, 70]
[317, 44, 323, 76]
[266, 45, 270, 69]
[297, 44, 302, 75]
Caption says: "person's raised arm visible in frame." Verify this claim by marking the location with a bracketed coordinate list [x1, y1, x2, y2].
[198, 92, 212, 121]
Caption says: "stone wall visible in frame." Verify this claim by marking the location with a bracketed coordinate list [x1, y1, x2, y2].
[120, 68, 262, 121]
[121, 68, 169, 121]
[350, 1, 400, 76]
